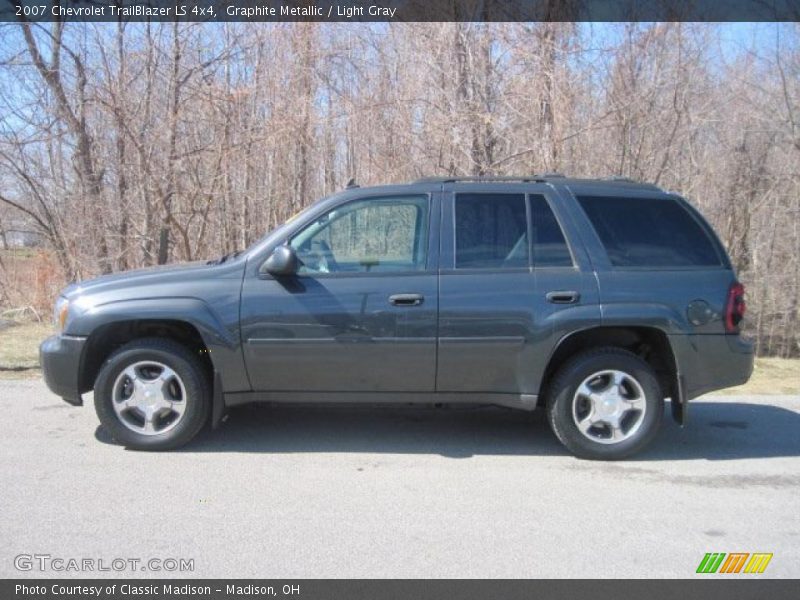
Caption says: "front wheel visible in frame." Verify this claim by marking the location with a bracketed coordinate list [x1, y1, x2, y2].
[94, 338, 210, 450]
[546, 348, 664, 460]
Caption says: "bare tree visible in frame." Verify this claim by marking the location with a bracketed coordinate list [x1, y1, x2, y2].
[0, 22, 797, 356]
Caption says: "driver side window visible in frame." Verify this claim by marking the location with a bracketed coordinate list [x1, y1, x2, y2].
[290, 196, 429, 274]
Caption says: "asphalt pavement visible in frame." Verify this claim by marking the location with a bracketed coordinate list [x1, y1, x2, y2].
[1, 379, 798, 578]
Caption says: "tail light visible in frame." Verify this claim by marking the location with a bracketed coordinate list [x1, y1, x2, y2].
[724, 282, 746, 333]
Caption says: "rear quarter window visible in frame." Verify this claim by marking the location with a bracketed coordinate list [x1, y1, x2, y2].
[576, 195, 723, 268]
[530, 195, 573, 267]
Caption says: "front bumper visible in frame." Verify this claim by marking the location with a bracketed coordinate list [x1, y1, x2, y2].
[39, 334, 87, 406]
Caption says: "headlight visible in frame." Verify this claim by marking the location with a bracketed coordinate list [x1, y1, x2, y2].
[53, 297, 69, 331]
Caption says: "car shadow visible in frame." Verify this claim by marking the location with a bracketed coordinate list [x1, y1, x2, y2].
[95, 399, 800, 460]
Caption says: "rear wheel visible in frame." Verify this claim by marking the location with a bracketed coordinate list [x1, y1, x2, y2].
[94, 338, 210, 450]
[546, 348, 664, 460]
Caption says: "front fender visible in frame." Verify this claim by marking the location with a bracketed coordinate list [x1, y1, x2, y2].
[70, 297, 236, 349]
[69, 297, 249, 420]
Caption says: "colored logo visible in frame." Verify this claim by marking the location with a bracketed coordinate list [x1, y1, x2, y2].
[696, 552, 773, 574]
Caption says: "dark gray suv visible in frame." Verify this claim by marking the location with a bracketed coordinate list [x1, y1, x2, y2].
[40, 175, 753, 459]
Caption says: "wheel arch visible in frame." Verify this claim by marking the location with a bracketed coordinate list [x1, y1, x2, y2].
[79, 319, 214, 393]
[77, 304, 232, 428]
[539, 325, 682, 422]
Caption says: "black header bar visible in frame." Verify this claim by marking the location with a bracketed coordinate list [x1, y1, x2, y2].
[3, 0, 799, 23]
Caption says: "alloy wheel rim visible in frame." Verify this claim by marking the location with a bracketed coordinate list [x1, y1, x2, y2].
[111, 361, 187, 436]
[571, 369, 646, 445]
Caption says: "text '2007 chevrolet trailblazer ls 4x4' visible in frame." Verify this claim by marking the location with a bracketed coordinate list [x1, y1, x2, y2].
[40, 175, 753, 459]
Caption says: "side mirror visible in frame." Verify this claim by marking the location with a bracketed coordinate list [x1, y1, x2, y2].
[261, 245, 299, 277]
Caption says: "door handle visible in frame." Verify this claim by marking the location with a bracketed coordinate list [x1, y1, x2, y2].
[389, 293, 424, 307]
[546, 290, 580, 304]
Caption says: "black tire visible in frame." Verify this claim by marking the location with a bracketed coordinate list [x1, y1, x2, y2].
[94, 338, 210, 450]
[545, 347, 664, 460]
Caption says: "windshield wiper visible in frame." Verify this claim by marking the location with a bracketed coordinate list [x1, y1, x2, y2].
[208, 250, 242, 265]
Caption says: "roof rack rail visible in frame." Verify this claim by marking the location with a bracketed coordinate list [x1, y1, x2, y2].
[412, 174, 663, 191]
[600, 175, 662, 190]
[414, 173, 566, 184]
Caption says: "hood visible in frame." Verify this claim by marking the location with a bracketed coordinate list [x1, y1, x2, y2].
[60, 259, 239, 302]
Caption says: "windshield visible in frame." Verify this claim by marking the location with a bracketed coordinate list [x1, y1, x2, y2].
[242, 195, 336, 257]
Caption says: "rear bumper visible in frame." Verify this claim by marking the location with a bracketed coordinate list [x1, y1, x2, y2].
[39, 334, 87, 406]
[672, 334, 754, 401]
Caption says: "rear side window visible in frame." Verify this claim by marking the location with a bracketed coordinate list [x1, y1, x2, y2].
[576, 196, 722, 267]
[455, 193, 528, 269]
[530, 195, 572, 267]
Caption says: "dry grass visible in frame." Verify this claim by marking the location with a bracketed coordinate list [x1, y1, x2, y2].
[711, 357, 800, 396]
[0, 320, 53, 378]
[0, 320, 797, 394]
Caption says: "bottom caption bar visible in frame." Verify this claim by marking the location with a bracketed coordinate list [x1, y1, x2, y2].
[4, 580, 799, 600]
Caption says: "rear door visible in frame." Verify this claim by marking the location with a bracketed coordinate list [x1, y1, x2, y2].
[436, 183, 600, 397]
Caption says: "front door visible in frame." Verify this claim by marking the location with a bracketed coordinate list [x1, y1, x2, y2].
[240, 193, 438, 392]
